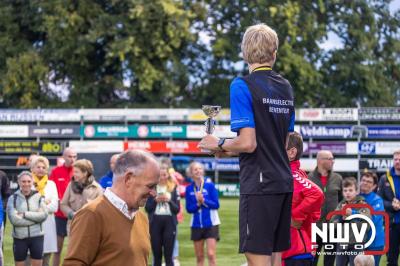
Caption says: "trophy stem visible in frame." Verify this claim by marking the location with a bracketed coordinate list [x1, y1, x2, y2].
[205, 118, 215, 134]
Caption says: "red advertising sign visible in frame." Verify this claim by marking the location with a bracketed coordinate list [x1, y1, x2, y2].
[124, 141, 201, 154]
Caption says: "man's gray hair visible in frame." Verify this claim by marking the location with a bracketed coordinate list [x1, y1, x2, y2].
[113, 150, 158, 179]
[18, 171, 32, 181]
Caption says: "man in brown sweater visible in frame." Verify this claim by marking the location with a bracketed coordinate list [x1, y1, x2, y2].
[63, 150, 160, 266]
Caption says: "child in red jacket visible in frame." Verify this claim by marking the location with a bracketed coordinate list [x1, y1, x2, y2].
[282, 132, 325, 266]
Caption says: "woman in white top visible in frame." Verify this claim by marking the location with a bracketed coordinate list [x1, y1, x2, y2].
[31, 156, 58, 266]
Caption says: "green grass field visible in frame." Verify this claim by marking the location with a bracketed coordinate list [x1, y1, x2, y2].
[2, 198, 390, 265]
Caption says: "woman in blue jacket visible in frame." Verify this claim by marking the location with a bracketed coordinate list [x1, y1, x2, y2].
[360, 171, 385, 266]
[185, 162, 220, 266]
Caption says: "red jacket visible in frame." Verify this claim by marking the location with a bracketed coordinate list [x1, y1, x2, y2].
[50, 164, 74, 218]
[282, 160, 324, 260]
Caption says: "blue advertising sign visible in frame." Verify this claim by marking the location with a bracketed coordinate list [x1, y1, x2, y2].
[358, 142, 376, 155]
[196, 158, 240, 171]
[367, 126, 400, 139]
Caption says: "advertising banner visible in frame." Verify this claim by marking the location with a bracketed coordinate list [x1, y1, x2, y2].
[0, 109, 80, 122]
[215, 183, 240, 197]
[68, 141, 124, 153]
[300, 125, 353, 138]
[367, 126, 400, 139]
[298, 108, 358, 121]
[124, 141, 201, 154]
[195, 158, 240, 171]
[375, 142, 400, 155]
[81, 125, 187, 138]
[359, 158, 393, 172]
[303, 142, 347, 155]
[359, 108, 400, 121]
[0, 141, 65, 153]
[29, 125, 80, 138]
[0, 125, 29, 138]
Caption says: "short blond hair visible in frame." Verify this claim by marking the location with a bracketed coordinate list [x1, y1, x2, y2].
[393, 149, 400, 157]
[241, 24, 279, 64]
[31, 156, 50, 170]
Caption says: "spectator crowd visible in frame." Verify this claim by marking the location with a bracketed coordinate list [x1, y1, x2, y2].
[0, 143, 399, 266]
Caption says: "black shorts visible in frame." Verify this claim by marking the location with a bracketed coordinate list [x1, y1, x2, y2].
[239, 193, 292, 255]
[191, 225, 219, 241]
[13, 236, 44, 261]
[55, 216, 68, 237]
[284, 258, 313, 266]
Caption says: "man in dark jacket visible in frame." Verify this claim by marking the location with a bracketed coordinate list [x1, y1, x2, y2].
[308, 150, 342, 266]
[378, 150, 400, 266]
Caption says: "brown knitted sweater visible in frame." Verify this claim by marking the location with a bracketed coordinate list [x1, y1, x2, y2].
[63, 195, 150, 266]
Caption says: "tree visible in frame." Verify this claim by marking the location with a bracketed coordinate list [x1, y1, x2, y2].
[185, 0, 328, 108]
[319, 0, 400, 107]
[0, 1, 398, 108]
[0, 0, 201, 107]
[186, 0, 400, 108]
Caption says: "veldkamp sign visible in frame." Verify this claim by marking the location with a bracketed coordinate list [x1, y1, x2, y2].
[300, 125, 352, 138]
[312, 204, 389, 256]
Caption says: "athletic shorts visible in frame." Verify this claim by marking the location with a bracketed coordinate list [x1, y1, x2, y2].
[239, 193, 292, 255]
[13, 236, 44, 261]
[55, 216, 68, 237]
[284, 258, 313, 266]
[191, 225, 219, 241]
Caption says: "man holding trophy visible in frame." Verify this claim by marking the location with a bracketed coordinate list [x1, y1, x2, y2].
[199, 24, 295, 266]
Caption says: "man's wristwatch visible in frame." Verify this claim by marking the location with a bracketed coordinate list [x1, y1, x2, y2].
[218, 138, 226, 151]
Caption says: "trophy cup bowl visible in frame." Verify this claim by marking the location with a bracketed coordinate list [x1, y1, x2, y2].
[202, 105, 221, 134]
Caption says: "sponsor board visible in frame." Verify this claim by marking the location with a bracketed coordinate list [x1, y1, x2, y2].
[358, 142, 376, 155]
[298, 108, 358, 121]
[359, 107, 400, 121]
[196, 158, 240, 171]
[29, 125, 80, 138]
[0, 109, 80, 122]
[0, 141, 64, 153]
[81, 125, 186, 138]
[303, 142, 347, 155]
[215, 183, 240, 197]
[124, 141, 201, 154]
[300, 158, 359, 172]
[359, 158, 393, 172]
[300, 125, 353, 138]
[358, 142, 400, 155]
[0, 125, 29, 138]
[69, 141, 124, 153]
[367, 126, 400, 139]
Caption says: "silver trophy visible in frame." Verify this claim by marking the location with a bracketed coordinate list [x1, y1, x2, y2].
[202, 105, 221, 134]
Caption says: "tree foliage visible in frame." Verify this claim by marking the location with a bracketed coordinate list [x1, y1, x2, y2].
[0, 0, 398, 108]
[0, 0, 200, 107]
[193, 0, 400, 107]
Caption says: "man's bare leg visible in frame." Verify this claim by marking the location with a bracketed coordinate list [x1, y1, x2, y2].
[271, 252, 282, 266]
[245, 252, 270, 266]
